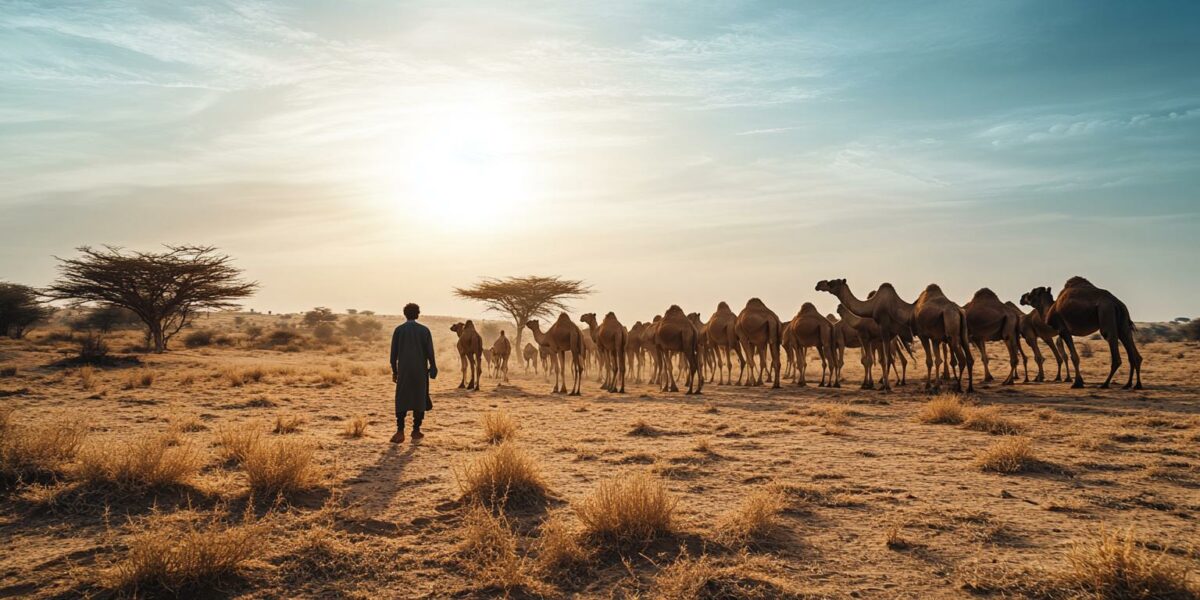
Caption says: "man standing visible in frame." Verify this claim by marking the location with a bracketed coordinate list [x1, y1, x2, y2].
[389, 303, 437, 443]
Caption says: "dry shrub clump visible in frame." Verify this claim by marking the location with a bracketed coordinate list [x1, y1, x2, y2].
[272, 414, 305, 434]
[98, 509, 267, 595]
[575, 471, 676, 542]
[918, 394, 966, 424]
[222, 365, 266, 387]
[242, 436, 323, 497]
[454, 443, 548, 507]
[459, 504, 547, 595]
[122, 368, 155, 390]
[975, 436, 1037, 473]
[0, 414, 89, 482]
[342, 416, 368, 438]
[714, 487, 787, 546]
[653, 552, 804, 600]
[481, 410, 518, 444]
[76, 434, 203, 492]
[79, 365, 97, 390]
[534, 513, 590, 576]
[215, 423, 263, 464]
[962, 406, 1024, 435]
[1056, 528, 1197, 599]
[628, 419, 664, 437]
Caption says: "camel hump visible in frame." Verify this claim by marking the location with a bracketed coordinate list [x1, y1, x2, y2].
[799, 302, 820, 315]
[605, 311, 616, 319]
[746, 297, 767, 309]
[1064, 276, 1094, 288]
[717, 301, 730, 310]
[972, 287, 1000, 301]
[924, 283, 944, 295]
[878, 283, 896, 292]
[555, 312, 572, 323]
[664, 305, 685, 317]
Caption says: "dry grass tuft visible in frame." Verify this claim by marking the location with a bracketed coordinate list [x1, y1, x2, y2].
[342, 416, 368, 438]
[0, 415, 89, 482]
[534, 513, 590, 576]
[714, 487, 787, 546]
[885, 524, 911, 550]
[454, 443, 549, 507]
[79, 365, 97, 390]
[315, 369, 348, 386]
[575, 471, 676, 542]
[975, 436, 1037, 473]
[98, 509, 267, 594]
[628, 419, 664, 437]
[272, 414, 305, 434]
[169, 414, 207, 434]
[242, 436, 323, 497]
[481, 410, 518, 444]
[221, 365, 266, 387]
[962, 406, 1024, 435]
[76, 434, 203, 492]
[918, 394, 966, 424]
[459, 504, 547, 595]
[653, 552, 804, 600]
[215, 423, 263, 464]
[121, 368, 155, 390]
[1055, 528, 1198, 600]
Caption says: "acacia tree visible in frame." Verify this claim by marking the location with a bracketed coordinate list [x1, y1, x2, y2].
[453, 275, 590, 355]
[46, 246, 257, 353]
[0, 282, 52, 339]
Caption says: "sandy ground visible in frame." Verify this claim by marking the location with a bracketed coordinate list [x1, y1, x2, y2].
[1, 313, 1198, 598]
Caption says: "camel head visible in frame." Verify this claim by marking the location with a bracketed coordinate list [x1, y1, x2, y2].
[450, 322, 464, 334]
[815, 279, 846, 294]
[826, 313, 838, 322]
[525, 319, 541, 332]
[1022, 287, 1054, 311]
[579, 312, 598, 327]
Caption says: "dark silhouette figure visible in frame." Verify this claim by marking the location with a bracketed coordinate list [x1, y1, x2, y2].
[389, 303, 437, 443]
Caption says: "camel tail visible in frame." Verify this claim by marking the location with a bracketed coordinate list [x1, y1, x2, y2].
[1115, 299, 1136, 332]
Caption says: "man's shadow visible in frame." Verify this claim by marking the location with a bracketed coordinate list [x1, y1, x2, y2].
[340, 441, 422, 518]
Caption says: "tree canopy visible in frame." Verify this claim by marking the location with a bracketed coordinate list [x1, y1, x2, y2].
[0, 282, 52, 339]
[453, 275, 590, 353]
[45, 245, 257, 352]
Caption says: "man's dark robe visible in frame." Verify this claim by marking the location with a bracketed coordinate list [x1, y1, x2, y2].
[390, 320, 436, 412]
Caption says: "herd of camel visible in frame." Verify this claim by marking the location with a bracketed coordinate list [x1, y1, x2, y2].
[447, 276, 1144, 397]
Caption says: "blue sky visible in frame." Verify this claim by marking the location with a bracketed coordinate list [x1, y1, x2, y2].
[2, 1, 1197, 320]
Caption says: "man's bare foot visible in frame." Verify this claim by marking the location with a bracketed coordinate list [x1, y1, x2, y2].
[411, 430, 425, 441]
[390, 430, 404, 444]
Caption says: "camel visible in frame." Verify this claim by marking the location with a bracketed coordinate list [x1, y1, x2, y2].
[491, 330, 512, 383]
[529, 313, 585, 395]
[913, 284, 975, 392]
[1011, 301, 1070, 382]
[817, 279, 971, 392]
[626, 322, 645, 383]
[640, 316, 662, 385]
[704, 302, 744, 385]
[782, 303, 835, 387]
[735, 298, 782, 388]
[582, 312, 628, 393]
[964, 288, 1019, 386]
[1023, 277, 1142, 389]
[522, 342, 539, 374]
[579, 314, 607, 383]
[687, 313, 712, 382]
[653, 305, 703, 394]
[482, 348, 495, 376]
[450, 321, 483, 390]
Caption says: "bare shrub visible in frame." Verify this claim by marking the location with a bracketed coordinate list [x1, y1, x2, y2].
[183, 329, 215, 348]
[653, 552, 804, 600]
[481, 410, 518, 444]
[454, 443, 548, 507]
[215, 423, 263, 464]
[76, 434, 202, 492]
[918, 394, 965, 424]
[98, 509, 267, 594]
[222, 365, 266, 387]
[0, 415, 89, 482]
[534, 513, 590, 576]
[714, 487, 786, 546]
[242, 436, 323, 497]
[575, 471, 676, 542]
[121, 368, 155, 390]
[975, 437, 1037, 473]
[1056, 528, 1197, 599]
[962, 406, 1024, 435]
[342, 416, 367, 438]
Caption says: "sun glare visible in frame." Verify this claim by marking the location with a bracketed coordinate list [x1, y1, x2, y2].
[380, 92, 532, 231]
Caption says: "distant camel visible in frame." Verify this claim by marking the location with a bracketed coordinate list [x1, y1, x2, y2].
[579, 314, 607, 383]
[913, 284, 975, 393]
[640, 316, 662, 385]
[1011, 301, 1070, 382]
[450, 321, 483, 390]
[626, 321, 646, 383]
[687, 312, 711, 382]
[1023, 277, 1142, 389]
[735, 298, 782, 388]
[527, 314, 584, 395]
[583, 312, 628, 393]
[522, 342, 539, 374]
[653, 305, 703, 394]
[705, 302, 744, 385]
[491, 330, 512, 383]
[482, 348, 496, 377]
[964, 288, 1019, 386]
[816, 280, 914, 393]
[783, 303, 834, 387]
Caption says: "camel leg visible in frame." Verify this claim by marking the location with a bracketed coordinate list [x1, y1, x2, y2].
[1057, 337, 1072, 381]
[920, 336, 934, 391]
[1058, 334, 1085, 388]
[976, 339, 993, 383]
[860, 342, 874, 389]
[1117, 326, 1142, 390]
[1003, 335, 1018, 386]
[572, 351, 583, 395]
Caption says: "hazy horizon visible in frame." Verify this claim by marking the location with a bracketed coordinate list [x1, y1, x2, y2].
[3, 1, 1198, 321]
